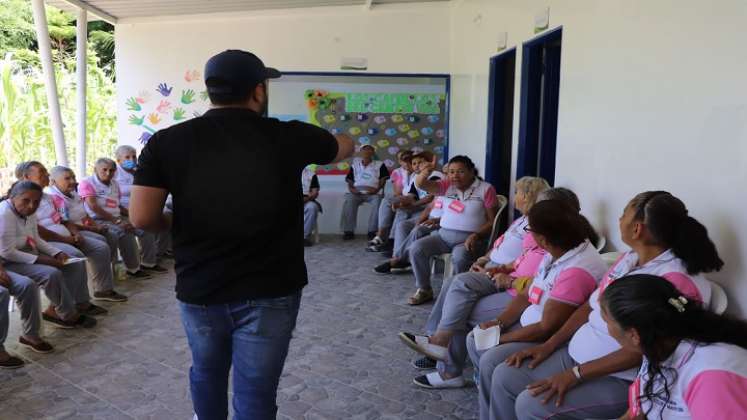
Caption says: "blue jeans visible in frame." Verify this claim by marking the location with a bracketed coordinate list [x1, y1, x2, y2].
[179, 291, 302, 420]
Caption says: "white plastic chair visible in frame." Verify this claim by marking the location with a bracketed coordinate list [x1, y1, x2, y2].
[601, 251, 622, 269]
[430, 194, 509, 280]
[595, 235, 606, 252]
[8, 296, 14, 313]
[710, 281, 728, 315]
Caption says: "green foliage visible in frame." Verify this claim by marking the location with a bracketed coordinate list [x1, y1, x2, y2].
[0, 53, 117, 173]
[0, 0, 117, 173]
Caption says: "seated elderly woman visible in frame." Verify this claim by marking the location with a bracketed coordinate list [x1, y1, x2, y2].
[78, 158, 153, 278]
[367, 150, 414, 251]
[464, 200, 606, 420]
[114, 145, 170, 267]
[16, 161, 126, 303]
[0, 181, 97, 329]
[404, 155, 499, 306]
[45, 165, 129, 302]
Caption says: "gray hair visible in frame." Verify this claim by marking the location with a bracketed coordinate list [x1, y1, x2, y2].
[49, 165, 75, 181]
[515, 176, 551, 212]
[537, 187, 581, 212]
[115, 145, 137, 160]
[95, 158, 116, 169]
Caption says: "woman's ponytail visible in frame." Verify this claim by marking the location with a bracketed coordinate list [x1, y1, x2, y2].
[672, 216, 724, 274]
[631, 191, 723, 274]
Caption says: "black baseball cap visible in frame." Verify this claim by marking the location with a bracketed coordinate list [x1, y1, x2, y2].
[204, 50, 281, 94]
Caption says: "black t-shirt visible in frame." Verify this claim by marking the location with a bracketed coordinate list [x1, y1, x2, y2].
[134, 108, 338, 304]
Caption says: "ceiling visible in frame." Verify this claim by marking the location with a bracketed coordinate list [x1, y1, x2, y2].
[45, 0, 449, 23]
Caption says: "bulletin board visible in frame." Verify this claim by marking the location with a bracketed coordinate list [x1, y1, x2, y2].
[268, 72, 450, 175]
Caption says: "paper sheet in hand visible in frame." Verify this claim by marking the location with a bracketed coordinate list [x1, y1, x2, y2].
[63, 257, 88, 265]
[473, 324, 501, 351]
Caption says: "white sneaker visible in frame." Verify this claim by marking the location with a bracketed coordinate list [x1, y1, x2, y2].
[413, 372, 466, 389]
[398, 332, 448, 361]
[367, 236, 383, 246]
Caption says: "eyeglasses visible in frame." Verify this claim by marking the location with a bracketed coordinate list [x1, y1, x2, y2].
[523, 226, 533, 233]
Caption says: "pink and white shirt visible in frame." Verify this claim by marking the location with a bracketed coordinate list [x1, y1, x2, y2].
[436, 178, 497, 233]
[629, 341, 747, 420]
[0, 200, 62, 264]
[113, 164, 135, 208]
[390, 167, 411, 194]
[79, 175, 123, 219]
[520, 240, 606, 326]
[489, 216, 529, 265]
[569, 250, 714, 380]
[35, 193, 70, 237]
[45, 186, 88, 224]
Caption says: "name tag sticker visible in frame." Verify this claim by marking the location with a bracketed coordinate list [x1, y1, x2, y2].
[448, 200, 465, 213]
[528, 286, 544, 305]
[52, 212, 62, 223]
[629, 377, 641, 416]
[26, 236, 37, 249]
[105, 198, 118, 208]
[434, 200, 443, 209]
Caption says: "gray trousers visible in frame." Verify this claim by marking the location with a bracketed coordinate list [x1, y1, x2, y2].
[341, 193, 382, 233]
[3, 260, 86, 320]
[137, 231, 158, 267]
[99, 221, 141, 272]
[437, 289, 514, 377]
[393, 219, 437, 261]
[490, 345, 630, 420]
[156, 230, 172, 256]
[303, 201, 320, 239]
[377, 197, 422, 238]
[0, 272, 42, 350]
[409, 228, 477, 290]
[74, 232, 114, 293]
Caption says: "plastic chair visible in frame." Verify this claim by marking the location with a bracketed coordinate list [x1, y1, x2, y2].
[595, 235, 606, 252]
[430, 253, 453, 280]
[601, 251, 622, 268]
[710, 281, 728, 315]
[8, 296, 14, 313]
[487, 195, 509, 246]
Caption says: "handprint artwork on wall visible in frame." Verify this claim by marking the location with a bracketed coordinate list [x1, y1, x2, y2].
[200, 90, 209, 101]
[173, 108, 186, 121]
[156, 83, 173, 97]
[184, 70, 200, 82]
[136, 91, 151, 104]
[156, 100, 172, 114]
[138, 132, 153, 144]
[147, 113, 162, 125]
[181, 89, 196, 104]
[128, 115, 144, 126]
[126, 97, 142, 111]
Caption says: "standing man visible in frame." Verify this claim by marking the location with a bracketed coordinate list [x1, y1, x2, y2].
[129, 50, 354, 420]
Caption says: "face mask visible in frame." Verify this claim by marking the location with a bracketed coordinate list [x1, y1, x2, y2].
[121, 159, 137, 170]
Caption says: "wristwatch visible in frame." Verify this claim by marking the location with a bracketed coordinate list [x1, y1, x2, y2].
[572, 365, 583, 381]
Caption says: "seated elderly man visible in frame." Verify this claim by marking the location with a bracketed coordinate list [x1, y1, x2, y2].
[340, 144, 389, 240]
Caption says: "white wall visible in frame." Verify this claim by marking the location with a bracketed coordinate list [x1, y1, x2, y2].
[114, 2, 451, 234]
[116, 0, 747, 316]
[449, 0, 747, 316]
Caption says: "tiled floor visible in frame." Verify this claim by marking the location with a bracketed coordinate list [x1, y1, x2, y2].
[0, 236, 478, 419]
